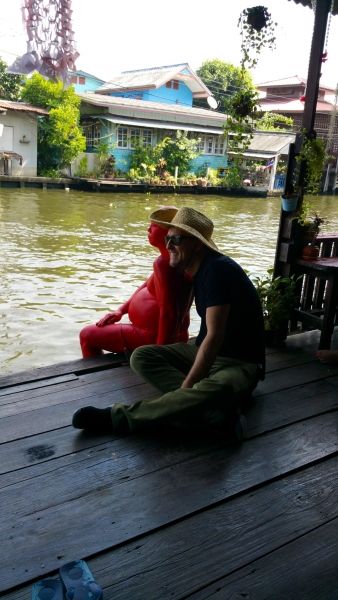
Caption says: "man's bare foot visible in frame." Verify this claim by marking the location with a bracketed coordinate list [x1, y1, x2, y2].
[316, 350, 338, 364]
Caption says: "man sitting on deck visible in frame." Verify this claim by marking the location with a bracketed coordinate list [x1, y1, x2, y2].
[72, 207, 265, 438]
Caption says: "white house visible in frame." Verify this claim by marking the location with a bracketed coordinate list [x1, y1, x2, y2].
[0, 99, 48, 177]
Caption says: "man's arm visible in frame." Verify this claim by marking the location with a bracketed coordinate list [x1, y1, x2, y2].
[181, 304, 230, 388]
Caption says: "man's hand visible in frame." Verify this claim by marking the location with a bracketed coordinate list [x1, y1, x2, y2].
[96, 310, 123, 327]
[180, 304, 230, 388]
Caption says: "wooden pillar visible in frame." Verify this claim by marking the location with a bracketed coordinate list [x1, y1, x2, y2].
[273, 0, 331, 278]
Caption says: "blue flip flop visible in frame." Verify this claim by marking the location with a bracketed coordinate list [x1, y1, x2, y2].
[59, 560, 103, 600]
[31, 578, 64, 600]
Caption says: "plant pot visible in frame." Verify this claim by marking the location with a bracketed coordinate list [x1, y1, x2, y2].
[301, 244, 320, 260]
[246, 7, 269, 31]
[281, 195, 298, 212]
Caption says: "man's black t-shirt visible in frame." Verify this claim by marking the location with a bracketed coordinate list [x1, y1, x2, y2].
[194, 252, 265, 372]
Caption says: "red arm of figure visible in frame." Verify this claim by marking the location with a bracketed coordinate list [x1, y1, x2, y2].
[96, 281, 148, 327]
[152, 256, 184, 344]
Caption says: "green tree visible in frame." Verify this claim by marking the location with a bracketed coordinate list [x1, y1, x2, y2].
[129, 131, 199, 178]
[158, 131, 199, 175]
[196, 59, 256, 114]
[256, 112, 294, 131]
[0, 58, 24, 100]
[21, 73, 85, 174]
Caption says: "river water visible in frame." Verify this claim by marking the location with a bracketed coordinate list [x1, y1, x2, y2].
[1, 188, 337, 374]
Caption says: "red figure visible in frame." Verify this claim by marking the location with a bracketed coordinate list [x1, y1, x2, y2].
[79, 213, 192, 358]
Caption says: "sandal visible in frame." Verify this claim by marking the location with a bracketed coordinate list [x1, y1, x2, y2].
[31, 578, 64, 600]
[59, 560, 103, 600]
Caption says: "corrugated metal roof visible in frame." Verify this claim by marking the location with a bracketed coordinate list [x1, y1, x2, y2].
[0, 99, 48, 115]
[249, 132, 296, 154]
[257, 76, 335, 92]
[259, 98, 335, 113]
[94, 115, 224, 135]
[97, 64, 211, 97]
[78, 93, 227, 127]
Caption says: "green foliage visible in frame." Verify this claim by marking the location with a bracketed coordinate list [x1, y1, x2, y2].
[207, 168, 221, 186]
[221, 165, 243, 188]
[158, 131, 199, 175]
[296, 135, 326, 195]
[238, 6, 277, 69]
[196, 59, 256, 115]
[256, 112, 294, 131]
[0, 58, 24, 100]
[252, 269, 298, 331]
[92, 142, 116, 178]
[129, 131, 199, 179]
[129, 142, 160, 174]
[21, 73, 85, 172]
[229, 87, 259, 120]
[74, 156, 89, 177]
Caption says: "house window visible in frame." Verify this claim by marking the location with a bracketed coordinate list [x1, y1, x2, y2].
[196, 136, 205, 153]
[78, 76, 86, 85]
[117, 127, 128, 148]
[166, 80, 179, 90]
[206, 137, 214, 154]
[214, 137, 225, 155]
[70, 75, 77, 84]
[82, 121, 100, 147]
[142, 129, 152, 146]
[117, 127, 153, 149]
[130, 128, 140, 148]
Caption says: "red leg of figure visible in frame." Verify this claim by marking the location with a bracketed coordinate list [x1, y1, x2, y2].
[79, 323, 155, 359]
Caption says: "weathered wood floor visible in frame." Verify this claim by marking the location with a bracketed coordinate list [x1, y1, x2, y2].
[1, 330, 338, 599]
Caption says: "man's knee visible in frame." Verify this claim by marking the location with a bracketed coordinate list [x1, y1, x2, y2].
[130, 344, 157, 374]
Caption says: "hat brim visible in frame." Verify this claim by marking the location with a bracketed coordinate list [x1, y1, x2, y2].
[149, 207, 178, 226]
[150, 216, 220, 252]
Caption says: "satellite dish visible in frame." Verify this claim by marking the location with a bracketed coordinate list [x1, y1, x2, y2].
[207, 96, 218, 110]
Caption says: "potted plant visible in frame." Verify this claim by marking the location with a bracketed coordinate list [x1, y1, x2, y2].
[230, 88, 258, 119]
[296, 135, 326, 195]
[293, 194, 326, 259]
[238, 6, 277, 69]
[252, 269, 299, 346]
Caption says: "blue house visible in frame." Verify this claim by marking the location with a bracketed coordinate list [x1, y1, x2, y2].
[69, 70, 105, 93]
[74, 64, 228, 176]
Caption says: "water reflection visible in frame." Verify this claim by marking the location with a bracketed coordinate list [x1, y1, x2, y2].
[1, 188, 337, 374]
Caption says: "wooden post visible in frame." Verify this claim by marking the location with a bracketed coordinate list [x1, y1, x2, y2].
[273, 0, 331, 278]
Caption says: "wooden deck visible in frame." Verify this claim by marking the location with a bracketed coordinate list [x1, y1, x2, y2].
[1, 331, 338, 599]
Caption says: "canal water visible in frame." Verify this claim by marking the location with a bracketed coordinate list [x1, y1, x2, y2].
[1, 188, 337, 374]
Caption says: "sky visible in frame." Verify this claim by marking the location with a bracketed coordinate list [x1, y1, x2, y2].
[1, 0, 338, 88]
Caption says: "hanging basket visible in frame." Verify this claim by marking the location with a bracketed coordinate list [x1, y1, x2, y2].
[281, 195, 298, 212]
[246, 6, 270, 31]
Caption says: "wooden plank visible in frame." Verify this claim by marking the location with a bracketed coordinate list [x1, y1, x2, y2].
[0, 367, 142, 414]
[0, 374, 78, 398]
[189, 520, 338, 600]
[1, 413, 338, 591]
[0, 380, 153, 444]
[0, 353, 126, 390]
[249, 375, 338, 435]
[4, 454, 338, 599]
[2, 374, 338, 479]
[92, 457, 338, 600]
[254, 359, 338, 396]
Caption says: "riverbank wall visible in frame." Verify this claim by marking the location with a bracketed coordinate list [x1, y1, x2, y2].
[0, 175, 268, 197]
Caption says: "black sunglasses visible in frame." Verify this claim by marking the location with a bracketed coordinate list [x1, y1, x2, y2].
[165, 234, 193, 246]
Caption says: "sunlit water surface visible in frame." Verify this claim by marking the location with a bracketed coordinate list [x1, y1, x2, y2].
[1, 189, 337, 374]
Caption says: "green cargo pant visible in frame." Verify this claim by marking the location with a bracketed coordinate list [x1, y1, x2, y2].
[110, 342, 259, 434]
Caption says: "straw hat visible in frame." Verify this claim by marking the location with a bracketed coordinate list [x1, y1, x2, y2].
[149, 206, 219, 252]
[149, 206, 178, 225]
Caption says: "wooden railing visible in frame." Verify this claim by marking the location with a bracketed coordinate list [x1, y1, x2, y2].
[292, 234, 338, 348]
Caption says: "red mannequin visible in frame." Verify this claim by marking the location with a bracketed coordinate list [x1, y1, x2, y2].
[79, 210, 192, 358]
